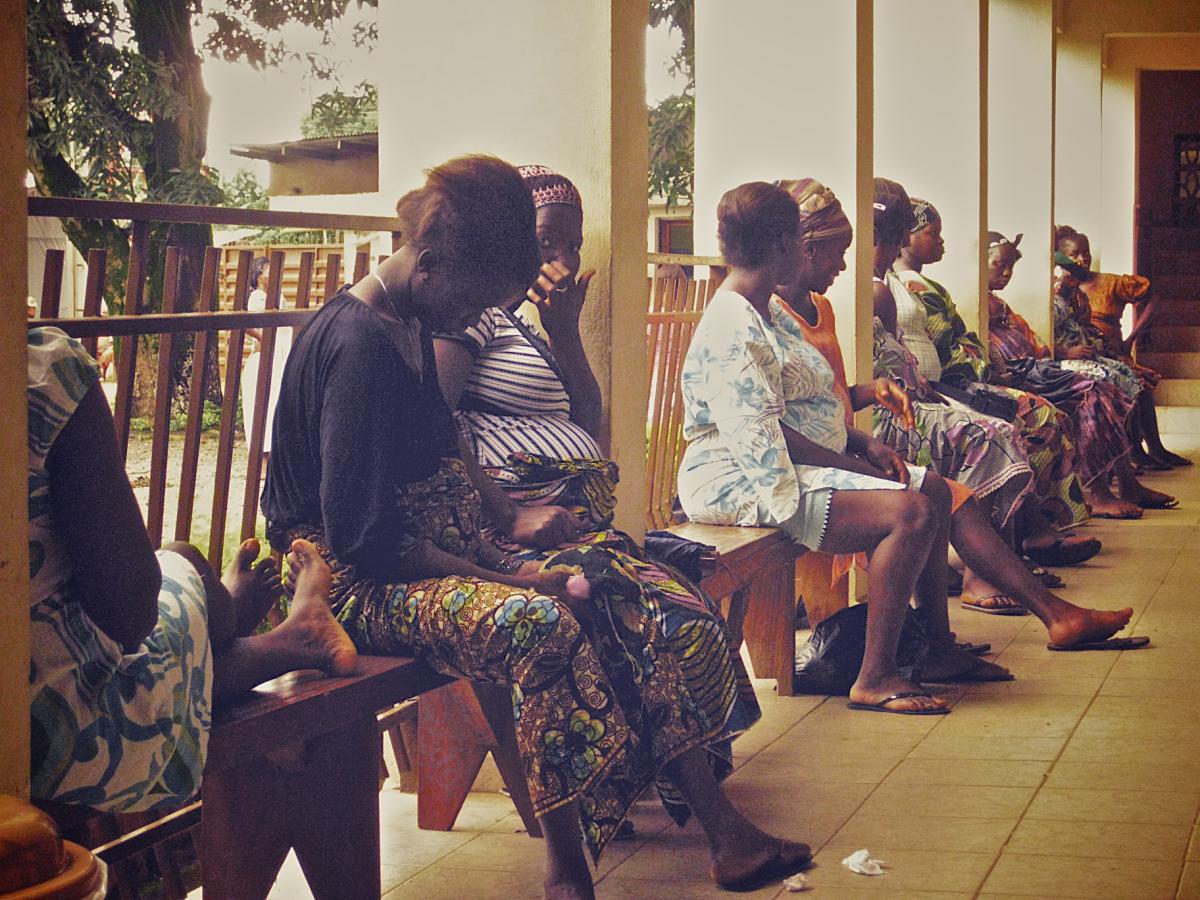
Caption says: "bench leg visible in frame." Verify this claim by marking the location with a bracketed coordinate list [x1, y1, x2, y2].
[471, 683, 542, 838]
[201, 716, 381, 900]
[797, 551, 847, 628]
[416, 681, 496, 831]
[292, 717, 381, 900]
[741, 563, 798, 698]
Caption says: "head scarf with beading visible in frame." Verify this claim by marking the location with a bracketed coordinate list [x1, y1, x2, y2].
[517, 164, 583, 212]
[909, 197, 941, 233]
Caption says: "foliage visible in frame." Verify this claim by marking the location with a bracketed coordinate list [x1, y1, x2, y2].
[647, 0, 695, 210]
[221, 168, 269, 210]
[130, 401, 223, 434]
[301, 81, 378, 138]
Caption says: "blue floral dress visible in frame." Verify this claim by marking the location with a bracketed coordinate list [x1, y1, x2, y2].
[678, 290, 923, 549]
[28, 328, 212, 812]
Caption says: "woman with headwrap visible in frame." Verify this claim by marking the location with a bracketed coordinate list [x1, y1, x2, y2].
[872, 178, 1099, 573]
[985, 229, 1175, 513]
[433, 165, 796, 892]
[771, 178, 1131, 625]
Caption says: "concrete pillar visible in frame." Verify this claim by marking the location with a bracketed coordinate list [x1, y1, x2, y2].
[0, 0, 29, 795]
[875, 0, 989, 334]
[376, 0, 648, 537]
[1054, 30, 1104, 266]
[694, 0, 875, 387]
[988, 0, 1056, 338]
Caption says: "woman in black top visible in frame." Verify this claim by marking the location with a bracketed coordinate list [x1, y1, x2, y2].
[262, 156, 807, 897]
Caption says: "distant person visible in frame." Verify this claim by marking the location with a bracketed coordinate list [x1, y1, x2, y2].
[241, 256, 291, 452]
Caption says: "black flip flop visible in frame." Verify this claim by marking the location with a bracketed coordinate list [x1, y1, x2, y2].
[958, 641, 992, 655]
[1047, 636, 1151, 652]
[848, 691, 951, 716]
[1137, 496, 1179, 510]
[1024, 537, 1101, 568]
[714, 839, 813, 893]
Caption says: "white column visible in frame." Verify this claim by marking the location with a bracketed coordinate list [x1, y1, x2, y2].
[0, 0, 30, 795]
[695, 0, 875, 385]
[1054, 30, 1104, 265]
[988, 0, 1056, 338]
[875, 0, 989, 333]
[376, 0, 648, 537]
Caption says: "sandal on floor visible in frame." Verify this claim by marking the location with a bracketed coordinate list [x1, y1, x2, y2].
[1047, 635, 1151, 652]
[962, 594, 1030, 616]
[1161, 451, 1194, 467]
[957, 641, 992, 655]
[1136, 496, 1179, 510]
[1023, 537, 1101, 567]
[712, 839, 813, 892]
[847, 691, 951, 716]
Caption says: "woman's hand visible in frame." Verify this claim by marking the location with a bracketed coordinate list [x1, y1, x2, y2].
[509, 505, 584, 549]
[912, 374, 948, 405]
[1062, 344, 1096, 360]
[872, 378, 915, 428]
[527, 262, 596, 345]
[863, 438, 910, 485]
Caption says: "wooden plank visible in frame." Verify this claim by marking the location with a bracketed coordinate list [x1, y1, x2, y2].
[323, 252, 342, 301]
[113, 221, 148, 461]
[352, 249, 370, 283]
[81, 248, 107, 358]
[28, 195, 402, 234]
[92, 804, 200, 866]
[145, 246, 180, 547]
[27, 308, 316, 337]
[647, 252, 726, 266]
[175, 247, 221, 542]
[240, 249, 284, 542]
[39, 248, 65, 318]
[209, 250, 252, 569]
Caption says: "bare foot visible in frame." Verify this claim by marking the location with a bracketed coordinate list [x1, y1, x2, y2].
[849, 674, 948, 713]
[710, 823, 812, 890]
[222, 538, 283, 636]
[276, 540, 358, 677]
[919, 644, 1011, 682]
[1086, 491, 1143, 520]
[1118, 482, 1177, 509]
[1046, 605, 1134, 648]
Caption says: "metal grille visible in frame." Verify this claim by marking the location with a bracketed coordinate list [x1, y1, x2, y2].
[1174, 133, 1200, 226]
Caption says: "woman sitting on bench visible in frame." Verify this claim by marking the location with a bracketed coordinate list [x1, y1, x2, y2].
[28, 327, 355, 814]
[262, 155, 809, 898]
[769, 177, 1143, 649]
[433, 164, 761, 832]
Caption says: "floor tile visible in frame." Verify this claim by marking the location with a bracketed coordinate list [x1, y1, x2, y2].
[981, 853, 1178, 898]
[1006, 817, 1190, 861]
[1181, 861, 1200, 900]
[1024, 786, 1200, 826]
[383, 867, 544, 900]
[1045, 760, 1200, 793]
[907, 732, 1065, 762]
[831, 810, 1016, 854]
[856, 781, 1036, 820]
[884, 757, 1049, 789]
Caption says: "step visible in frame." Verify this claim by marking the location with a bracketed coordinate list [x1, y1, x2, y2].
[1151, 249, 1200, 275]
[1143, 325, 1200, 352]
[1150, 275, 1194, 300]
[1156, 404, 1200, 435]
[1139, 352, 1200, 378]
[1153, 299, 1200, 326]
[1154, 378, 1200, 407]
[1143, 226, 1200, 251]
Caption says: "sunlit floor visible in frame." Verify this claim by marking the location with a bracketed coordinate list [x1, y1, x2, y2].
[262, 431, 1200, 900]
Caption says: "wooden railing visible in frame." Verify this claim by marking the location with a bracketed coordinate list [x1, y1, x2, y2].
[27, 198, 403, 570]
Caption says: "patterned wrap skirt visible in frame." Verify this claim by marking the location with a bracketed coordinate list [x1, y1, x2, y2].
[29, 551, 212, 812]
[287, 457, 757, 862]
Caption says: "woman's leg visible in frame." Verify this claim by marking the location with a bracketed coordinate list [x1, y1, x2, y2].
[819, 490, 946, 711]
[540, 802, 594, 900]
[162, 540, 357, 701]
[947, 499, 1134, 646]
[663, 747, 810, 888]
[1137, 390, 1190, 464]
[1114, 456, 1177, 507]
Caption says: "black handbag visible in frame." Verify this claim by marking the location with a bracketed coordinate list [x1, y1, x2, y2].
[930, 380, 1019, 422]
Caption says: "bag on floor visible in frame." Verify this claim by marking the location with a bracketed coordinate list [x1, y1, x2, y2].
[792, 602, 930, 695]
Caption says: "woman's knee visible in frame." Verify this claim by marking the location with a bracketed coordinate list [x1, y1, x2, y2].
[160, 541, 213, 583]
[919, 471, 953, 511]
[891, 491, 938, 537]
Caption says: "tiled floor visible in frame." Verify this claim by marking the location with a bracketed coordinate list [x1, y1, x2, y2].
[268, 433, 1200, 900]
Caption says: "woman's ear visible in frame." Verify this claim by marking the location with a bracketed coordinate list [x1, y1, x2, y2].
[415, 247, 438, 276]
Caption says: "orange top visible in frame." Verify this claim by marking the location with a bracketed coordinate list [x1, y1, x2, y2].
[1080, 272, 1150, 350]
[778, 292, 854, 427]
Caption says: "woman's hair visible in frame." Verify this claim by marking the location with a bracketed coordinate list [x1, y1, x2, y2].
[395, 155, 540, 292]
[1054, 224, 1084, 249]
[716, 181, 800, 268]
[873, 178, 914, 247]
[987, 230, 1023, 261]
[249, 256, 269, 292]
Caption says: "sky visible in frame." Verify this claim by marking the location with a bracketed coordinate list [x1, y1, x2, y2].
[201, 12, 687, 183]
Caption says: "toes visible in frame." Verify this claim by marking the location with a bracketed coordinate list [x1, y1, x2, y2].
[235, 538, 260, 571]
[253, 557, 279, 582]
[289, 539, 319, 568]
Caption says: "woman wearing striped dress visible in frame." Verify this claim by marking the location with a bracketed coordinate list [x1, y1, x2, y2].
[434, 165, 768, 863]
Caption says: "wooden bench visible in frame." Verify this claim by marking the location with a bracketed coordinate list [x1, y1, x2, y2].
[28, 198, 540, 898]
[645, 262, 848, 696]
